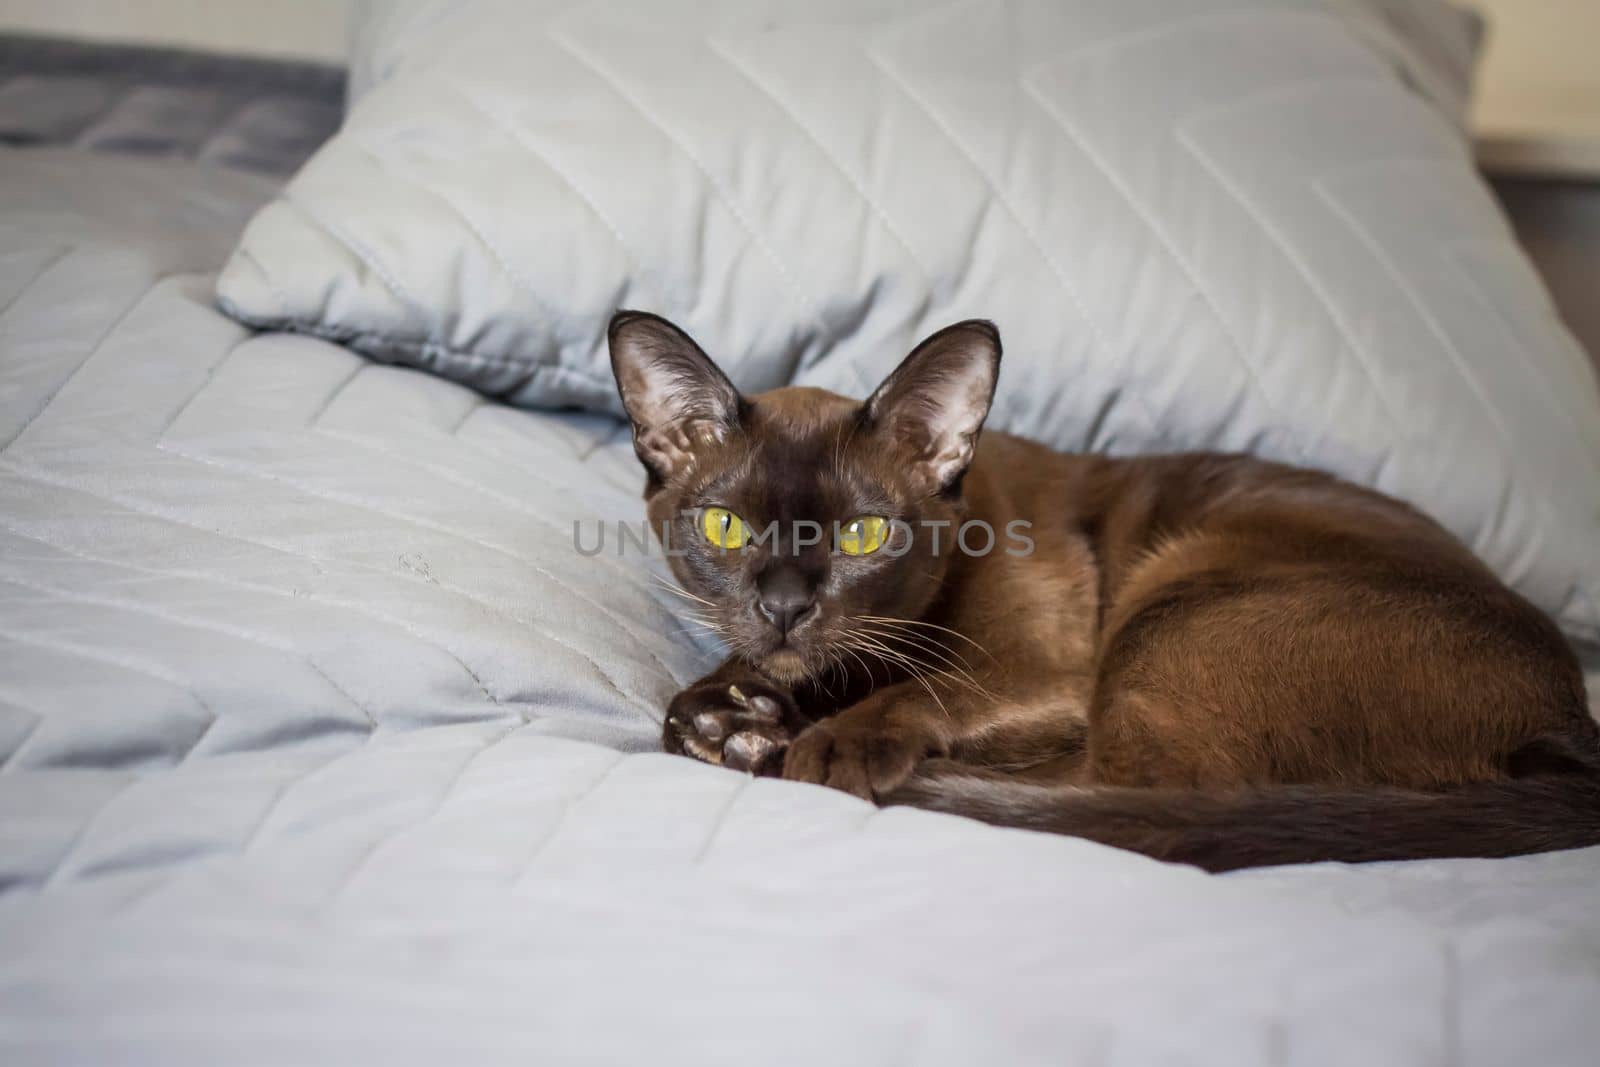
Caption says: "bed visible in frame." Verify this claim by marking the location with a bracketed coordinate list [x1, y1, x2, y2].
[2, 18, 1599, 1066]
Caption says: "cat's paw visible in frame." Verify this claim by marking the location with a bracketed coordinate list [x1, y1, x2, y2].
[783, 706, 946, 801]
[664, 678, 796, 775]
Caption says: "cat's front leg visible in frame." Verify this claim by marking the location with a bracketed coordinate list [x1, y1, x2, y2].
[665, 659, 808, 776]
[783, 688, 952, 801]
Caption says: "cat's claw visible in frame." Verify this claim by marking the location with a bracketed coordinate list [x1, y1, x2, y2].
[665, 678, 797, 775]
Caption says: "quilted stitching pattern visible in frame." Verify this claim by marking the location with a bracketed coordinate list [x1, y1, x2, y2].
[0, 147, 706, 888]
[219, 0, 1600, 645]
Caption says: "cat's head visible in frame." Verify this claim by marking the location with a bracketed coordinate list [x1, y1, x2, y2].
[608, 311, 1001, 686]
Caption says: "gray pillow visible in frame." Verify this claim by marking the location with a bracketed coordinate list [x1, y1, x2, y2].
[217, 0, 1600, 645]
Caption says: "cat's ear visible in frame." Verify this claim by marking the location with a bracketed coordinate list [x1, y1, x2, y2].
[866, 320, 1001, 495]
[609, 311, 743, 484]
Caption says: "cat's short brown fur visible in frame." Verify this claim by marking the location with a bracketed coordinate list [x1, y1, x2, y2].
[609, 311, 1600, 871]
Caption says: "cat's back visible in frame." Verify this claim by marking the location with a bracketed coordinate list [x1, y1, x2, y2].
[969, 433, 1481, 575]
[965, 435, 1588, 784]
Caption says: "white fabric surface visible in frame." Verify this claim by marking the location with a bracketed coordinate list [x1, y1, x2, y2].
[219, 0, 1600, 644]
[3, 146, 1599, 1064]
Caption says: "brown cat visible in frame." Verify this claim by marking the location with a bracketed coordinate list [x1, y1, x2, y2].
[609, 311, 1600, 871]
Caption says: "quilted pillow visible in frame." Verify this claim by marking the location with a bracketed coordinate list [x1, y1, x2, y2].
[216, 0, 1600, 645]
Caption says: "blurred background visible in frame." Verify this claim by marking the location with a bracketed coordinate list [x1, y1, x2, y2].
[0, 0, 348, 62]
[0, 1, 1592, 166]
[1, 0, 1594, 355]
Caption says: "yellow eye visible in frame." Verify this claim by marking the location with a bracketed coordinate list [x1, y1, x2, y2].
[701, 507, 747, 550]
[837, 516, 889, 556]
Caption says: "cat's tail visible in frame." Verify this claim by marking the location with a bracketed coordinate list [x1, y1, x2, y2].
[884, 741, 1600, 872]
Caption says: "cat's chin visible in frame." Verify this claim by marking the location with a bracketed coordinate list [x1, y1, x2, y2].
[758, 648, 810, 686]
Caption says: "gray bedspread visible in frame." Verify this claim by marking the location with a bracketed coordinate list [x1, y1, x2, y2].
[0, 33, 342, 176]
[1, 136, 1598, 1067]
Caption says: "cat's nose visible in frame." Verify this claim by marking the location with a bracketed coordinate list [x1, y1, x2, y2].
[756, 567, 817, 637]
[759, 594, 816, 637]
